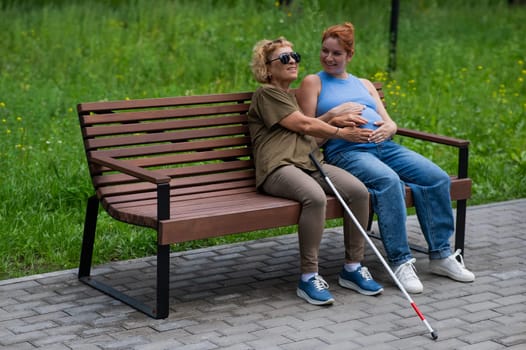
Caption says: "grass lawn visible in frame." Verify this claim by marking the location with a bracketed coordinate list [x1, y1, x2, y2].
[0, 0, 524, 279]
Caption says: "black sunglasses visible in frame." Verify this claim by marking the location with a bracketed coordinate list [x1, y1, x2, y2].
[267, 52, 301, 65]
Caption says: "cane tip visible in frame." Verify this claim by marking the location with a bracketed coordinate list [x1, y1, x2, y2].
[431, 331, 438, 340]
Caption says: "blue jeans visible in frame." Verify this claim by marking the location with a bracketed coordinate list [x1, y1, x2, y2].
[326, 140, 453, 266]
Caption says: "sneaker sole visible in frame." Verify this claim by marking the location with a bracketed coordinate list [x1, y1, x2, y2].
[296, 288, 334, 305]
[429, 266, 475, 282]
[393, 275, 424, 294]
[338, 276, 383, 296]
[401, 284, 424, 294]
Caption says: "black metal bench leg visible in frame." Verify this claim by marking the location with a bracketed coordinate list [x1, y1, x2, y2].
[155, 243, 170, 319]
[78, 193, 171, 319]
[455, 146, 469, 256]
[79, 242, 171, 319]
[454, 199, 467, 254]
[79, 195, 99, 278]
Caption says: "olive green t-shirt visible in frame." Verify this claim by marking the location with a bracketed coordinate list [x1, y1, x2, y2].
[248, 85, 323, 188]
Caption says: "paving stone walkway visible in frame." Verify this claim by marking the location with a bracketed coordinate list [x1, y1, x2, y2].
[1, 199, 525, 349]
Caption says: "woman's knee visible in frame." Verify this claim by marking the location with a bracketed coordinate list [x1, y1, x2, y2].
[375, 172, 402, 190]
[424, 166, 451, 186]
[349, 183, 369, 203]
[304, 187, 327, 209]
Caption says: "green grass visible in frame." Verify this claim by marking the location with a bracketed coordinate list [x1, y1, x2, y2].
[1, 0, 525, 279]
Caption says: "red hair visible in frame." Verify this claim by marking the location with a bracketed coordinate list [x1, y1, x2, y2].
[322, 22, 355, 56]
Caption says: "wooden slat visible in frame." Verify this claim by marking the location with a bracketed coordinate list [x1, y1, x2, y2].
[90, 136, 251, 159]
[84, 124, 248, 150]
[92, 148, 252, 175]
[84, 113, 248, 137]
[93, 159, 254, 187]
[450, 178, 472, 200]
[158, 193, 302, 243]
[102, 179, 257, 206]
[82, 103, 250, 125]
[97, 169, 256, 197]
[78, 91, 253, 114]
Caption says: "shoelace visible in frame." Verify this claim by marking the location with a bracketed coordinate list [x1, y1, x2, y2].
[359, 267, 373, 281]
[397, 259, 418, 280]
[312, 275, 330, 291]
[450, 249, 467, 269]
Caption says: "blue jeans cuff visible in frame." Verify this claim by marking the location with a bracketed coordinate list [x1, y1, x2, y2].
[428, 248, 452, 260]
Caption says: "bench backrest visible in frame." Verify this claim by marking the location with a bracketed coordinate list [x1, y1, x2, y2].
[78, 84, 384, 203]
[78, 92, 259, 201]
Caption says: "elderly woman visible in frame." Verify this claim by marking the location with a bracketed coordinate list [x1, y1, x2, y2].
[247, 37, 383, 305]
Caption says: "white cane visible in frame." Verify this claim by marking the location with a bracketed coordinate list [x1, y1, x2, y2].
[309, 153, 438, 340]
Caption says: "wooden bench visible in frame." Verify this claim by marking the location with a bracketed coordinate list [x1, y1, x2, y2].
[77, 83, 471, 319]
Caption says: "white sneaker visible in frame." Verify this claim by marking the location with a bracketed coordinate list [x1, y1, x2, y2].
[393, 258, 423, 294]
[429, 249, 475, 282]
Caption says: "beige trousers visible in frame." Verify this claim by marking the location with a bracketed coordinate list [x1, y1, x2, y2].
[262, 163, 369, 273]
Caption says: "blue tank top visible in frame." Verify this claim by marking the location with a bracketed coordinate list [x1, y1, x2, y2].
[316, 71, 382, 157]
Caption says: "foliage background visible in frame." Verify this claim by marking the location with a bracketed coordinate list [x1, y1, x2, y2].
[0, 0, 525, 279]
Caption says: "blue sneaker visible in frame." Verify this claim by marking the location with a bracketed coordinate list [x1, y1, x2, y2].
[297, 275, 335, 305]
[339, 266, 383, 296]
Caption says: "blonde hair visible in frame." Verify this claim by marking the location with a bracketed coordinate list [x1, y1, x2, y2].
[250, 37, 294, 84]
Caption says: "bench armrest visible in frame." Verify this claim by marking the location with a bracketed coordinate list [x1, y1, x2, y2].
[90, 155, 171, 184]
[395, 127, 470, 178]
[396, 127, 469, 148]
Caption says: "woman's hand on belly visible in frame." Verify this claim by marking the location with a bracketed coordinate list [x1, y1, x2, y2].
[339, 126, 374, 143]
[368, 120, 397, 143]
